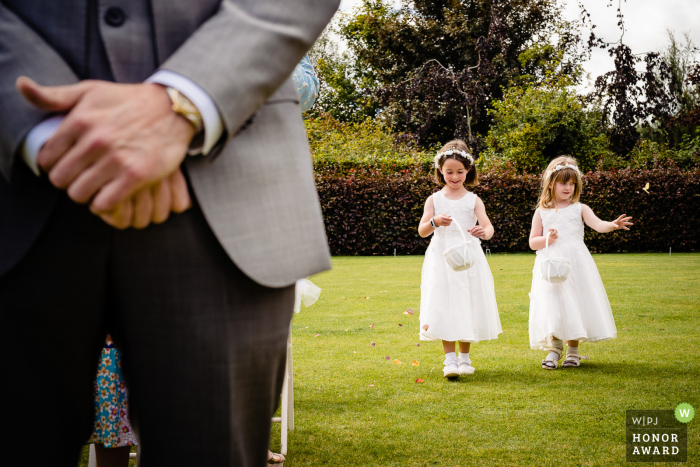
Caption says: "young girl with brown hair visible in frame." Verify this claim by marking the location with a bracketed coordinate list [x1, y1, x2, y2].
[528, 156, 633, 369]
[417, 140, 501, 378]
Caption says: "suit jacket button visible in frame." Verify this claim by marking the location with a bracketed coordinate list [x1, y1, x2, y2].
[104, 7, 126, 27]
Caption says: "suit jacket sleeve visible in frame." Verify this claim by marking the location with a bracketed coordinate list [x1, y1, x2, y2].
[0, 5, 79, 182]
[157, 0, 339, 142]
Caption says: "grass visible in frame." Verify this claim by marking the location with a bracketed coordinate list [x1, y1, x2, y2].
[268, 253, 699, 466]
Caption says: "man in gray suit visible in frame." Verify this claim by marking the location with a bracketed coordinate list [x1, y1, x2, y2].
[0, 1, 337, 465]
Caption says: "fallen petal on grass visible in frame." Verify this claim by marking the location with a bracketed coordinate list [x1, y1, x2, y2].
[385, 356, 391, 360]
[369, 323, 374, 328]
[398, 324, 403, 326]
[412, 360, 419, 366]
[416, 343, 420, 347]
[407, 309, 414, 314]
[314, 334, 320, 337]
[393, 359, 401, 365]
[370, 342, 375, 346]
[367, 384, 374, 387]
[415, 378, 424, 383]
[403, 311, 409, 315]
[344, 328, 349, 331]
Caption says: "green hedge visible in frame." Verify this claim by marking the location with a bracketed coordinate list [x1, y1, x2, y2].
[315, 163, 700, 255]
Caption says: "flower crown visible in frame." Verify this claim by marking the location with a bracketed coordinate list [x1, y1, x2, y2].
[547, 163, 580, 177]
[434, 148, 474, 168]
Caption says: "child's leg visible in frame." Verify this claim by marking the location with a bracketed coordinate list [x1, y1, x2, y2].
[442, 341, 456, 354]
[441, 341, 459, 378]
[541, 336, 563, 370]
[457, 342, 475, 375]
[563, 340, 587, 367]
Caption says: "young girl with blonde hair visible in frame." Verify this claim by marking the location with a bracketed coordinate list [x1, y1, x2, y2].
[418, 140, 501, 378]
[528, 156, 632, 369]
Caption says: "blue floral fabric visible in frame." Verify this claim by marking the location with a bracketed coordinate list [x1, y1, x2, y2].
[292, 54, 319, 112]
[88, 336, 137, 448]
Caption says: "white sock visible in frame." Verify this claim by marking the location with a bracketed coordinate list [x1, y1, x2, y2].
[444, 352, 457, 364]
[547, 351, 560, 361]
[458, 353, 471, 365]
[567, 346, 579, 356]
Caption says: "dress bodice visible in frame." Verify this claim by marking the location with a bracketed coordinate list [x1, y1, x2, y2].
[540, 202, 584, 244]
[432, 191, 479, 244]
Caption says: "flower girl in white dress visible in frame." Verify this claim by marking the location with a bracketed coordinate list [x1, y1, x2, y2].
[528, 156, 633, 370]
[418, 140, 501, 378]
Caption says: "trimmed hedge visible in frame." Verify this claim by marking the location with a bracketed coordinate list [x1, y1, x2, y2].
[315, 164, 700, 255]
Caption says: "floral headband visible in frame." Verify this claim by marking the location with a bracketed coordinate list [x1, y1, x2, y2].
[547, 163, 580, 177]
[434, 148, 474, 168]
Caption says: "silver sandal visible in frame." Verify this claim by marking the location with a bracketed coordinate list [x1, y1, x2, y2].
[562, 352, 590, 367]
[540, 346, 562, 370]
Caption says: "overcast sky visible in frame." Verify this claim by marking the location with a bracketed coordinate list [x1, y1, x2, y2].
[337, 0, 700, 90]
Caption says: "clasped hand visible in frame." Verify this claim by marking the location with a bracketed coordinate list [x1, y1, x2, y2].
[17, 77, 195, 229]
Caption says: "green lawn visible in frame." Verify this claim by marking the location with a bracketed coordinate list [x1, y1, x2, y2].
[269, 253, 699, 466]
[78, 253, 698, 466]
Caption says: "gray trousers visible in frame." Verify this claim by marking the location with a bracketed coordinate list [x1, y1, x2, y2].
[0, 191, 294, 466]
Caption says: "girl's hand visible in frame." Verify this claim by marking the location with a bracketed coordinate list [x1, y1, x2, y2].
[611, 214, 633, 230]
[469, 226, 486, 239]
[545, 228, 558, 244]
[434, 214, 452, 227]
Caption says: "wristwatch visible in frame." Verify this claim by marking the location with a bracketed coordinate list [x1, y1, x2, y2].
[430, 217, 437, 229]
[165, 87, 203, 133]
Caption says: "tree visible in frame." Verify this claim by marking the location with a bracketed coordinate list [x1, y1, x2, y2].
[484, 80, 610, 172]
[307, 15, 380, 122]
[339, 0, 585, 149]
[588, 2, 700, 156]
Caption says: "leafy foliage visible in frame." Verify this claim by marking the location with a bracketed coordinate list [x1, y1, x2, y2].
[305, 113, 433, 169]
[483, 82, 611, 172]
[307, 16, 379, 122]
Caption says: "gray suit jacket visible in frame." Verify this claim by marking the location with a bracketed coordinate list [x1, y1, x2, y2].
[0, 0, 336, 286]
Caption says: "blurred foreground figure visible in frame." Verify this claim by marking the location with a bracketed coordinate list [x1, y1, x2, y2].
[0, 1, 337, 465]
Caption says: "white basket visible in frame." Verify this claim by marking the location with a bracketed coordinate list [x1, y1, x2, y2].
[540, 231, 571, 283]
[442, 218, 476, 272]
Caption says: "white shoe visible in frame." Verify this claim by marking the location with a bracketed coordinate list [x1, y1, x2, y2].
[458, 358, 475, 375]
[443, 361, 459, 378]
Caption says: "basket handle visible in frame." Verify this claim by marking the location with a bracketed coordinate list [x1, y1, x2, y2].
[450, 218, 469, 243]
[544, 231, 553, 281]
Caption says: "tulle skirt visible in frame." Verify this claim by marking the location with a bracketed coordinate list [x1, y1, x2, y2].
[419, 239, 501, 342]
[529, 240, 617, 349]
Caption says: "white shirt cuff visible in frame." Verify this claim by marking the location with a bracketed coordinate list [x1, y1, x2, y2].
[146, 70, 224, 156]
[22, 116, 64, 176]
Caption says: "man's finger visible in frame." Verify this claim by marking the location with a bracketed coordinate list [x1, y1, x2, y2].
[16, 76, 89, 112]
[91, 177, 134, 213]
[100, 198, 133, 230]
[70, 155, 120, 205]
[132, 189, 154, 229]
[151, 179, 172, 224]
[169, 169, 191, 213]
[37, 120, 80, 172]
[48, 132, 108, 189]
